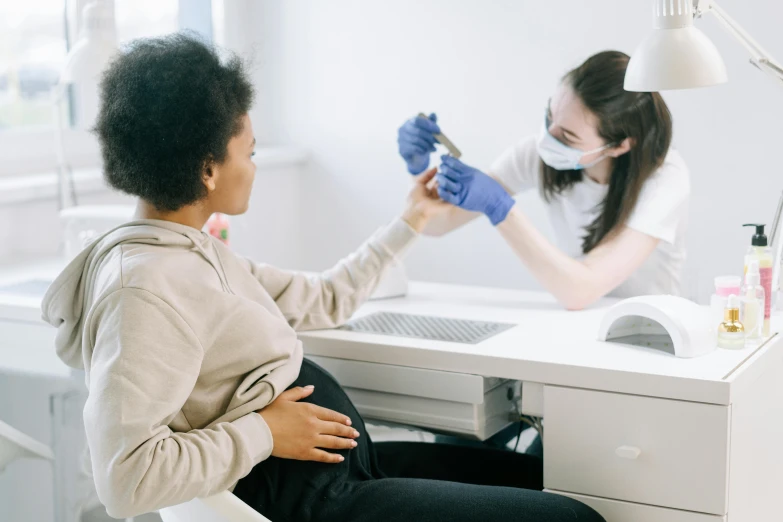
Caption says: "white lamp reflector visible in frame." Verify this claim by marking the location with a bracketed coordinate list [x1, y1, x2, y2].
[625, 0, 728, 91]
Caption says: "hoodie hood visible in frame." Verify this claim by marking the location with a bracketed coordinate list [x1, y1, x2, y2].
[42, 219, 216, 369]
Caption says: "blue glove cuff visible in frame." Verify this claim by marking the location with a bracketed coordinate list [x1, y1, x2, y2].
[486, 194, 515, 226]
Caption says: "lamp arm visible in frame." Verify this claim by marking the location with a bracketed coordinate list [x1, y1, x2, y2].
[52, 84, 77, 210]
[696, 0, 783, 85]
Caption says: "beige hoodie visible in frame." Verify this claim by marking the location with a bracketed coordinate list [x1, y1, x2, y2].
[41, 217, 417, 518]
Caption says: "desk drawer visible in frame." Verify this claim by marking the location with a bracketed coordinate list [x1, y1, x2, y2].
[549, 491, 726, 522]
[306, 356, 515, 439]
[544, 386, 729, 515]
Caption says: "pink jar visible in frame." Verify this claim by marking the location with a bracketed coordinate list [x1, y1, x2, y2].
[206, 213, 230, 246]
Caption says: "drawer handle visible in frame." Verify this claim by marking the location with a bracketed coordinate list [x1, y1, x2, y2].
[615, 446, 641, 460]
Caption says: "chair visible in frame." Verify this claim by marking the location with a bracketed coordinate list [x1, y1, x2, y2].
[0, 418, 54, 472]
[158, 490, 272, 522]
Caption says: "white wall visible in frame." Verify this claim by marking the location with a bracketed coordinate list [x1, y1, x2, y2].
[250, 0, 783, 303]
[0, 188, 133, 266]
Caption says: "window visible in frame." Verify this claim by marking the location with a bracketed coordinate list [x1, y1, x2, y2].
[115, 0, 179, 43]
[0, 1, 67, 131]
[0, 0, 222, 177]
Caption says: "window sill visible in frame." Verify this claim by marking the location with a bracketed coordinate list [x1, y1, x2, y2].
[0, 147, 310, 206]
[0, 169, 106, 206]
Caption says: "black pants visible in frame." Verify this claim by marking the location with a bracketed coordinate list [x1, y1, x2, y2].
[234, 359, 603, 522]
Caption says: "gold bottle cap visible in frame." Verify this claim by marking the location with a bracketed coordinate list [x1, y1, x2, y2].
[720, 295, 744, 332]
[724, 307, 740, 322]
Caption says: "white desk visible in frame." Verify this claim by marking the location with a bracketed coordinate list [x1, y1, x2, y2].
[2, 268, 781, 522]
[299, 282, 783, 522]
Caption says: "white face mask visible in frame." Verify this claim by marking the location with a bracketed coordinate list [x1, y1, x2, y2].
[536, 116, 614, 171]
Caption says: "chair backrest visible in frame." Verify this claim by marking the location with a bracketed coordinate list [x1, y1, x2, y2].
[159, 491, 271, 522]
[0, 419, 54, 472]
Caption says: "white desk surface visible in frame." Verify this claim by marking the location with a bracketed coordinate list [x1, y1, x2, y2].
[299, 282, 778, 406]
[0, 259, 72, 379]
[0, 259, 64, 323]
[0, 260, 776, 403]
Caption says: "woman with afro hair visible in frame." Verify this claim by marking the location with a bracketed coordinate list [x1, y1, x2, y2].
[42, 33, 603, 522]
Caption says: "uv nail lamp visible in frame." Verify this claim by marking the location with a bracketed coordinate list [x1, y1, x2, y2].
[597, 295, 715, 358]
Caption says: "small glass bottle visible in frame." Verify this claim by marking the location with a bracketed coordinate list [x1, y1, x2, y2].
[711, 276, 741, 334]
[718, 295, 745, 349]
[740, 260, 765, 344]
[743, 224, 773, 335]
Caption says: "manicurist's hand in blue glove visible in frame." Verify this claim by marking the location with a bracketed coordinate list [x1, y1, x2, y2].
[392, 49, 686, 313]
[436, 156, 516, 226]
[397, 113, 440, 175]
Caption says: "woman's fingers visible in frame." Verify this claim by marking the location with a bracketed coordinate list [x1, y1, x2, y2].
[399, 130, 434, 152]
[439, 164, 468, 184]
[440, 155, 469, 174]
[416, 167, 438, 185]
[414, 114, 441, 135]
[277, 385, 315, 402]
[307, 449, 345, 464]
[438, 186, 461, 205]
[317, 435, 358, 450]
[311, 404, 352, 426]
[436, 174, 459, 193]
[403, 125, 438, 146]
[319, 420, 360, 439]
[400, 143, 430, 158]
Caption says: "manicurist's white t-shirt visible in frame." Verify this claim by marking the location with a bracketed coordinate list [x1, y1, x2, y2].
[490, 136, 690, 298]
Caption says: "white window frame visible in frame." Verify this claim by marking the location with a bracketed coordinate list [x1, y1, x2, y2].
[0, 128, 98, 177]
[0, 0, 218, 179]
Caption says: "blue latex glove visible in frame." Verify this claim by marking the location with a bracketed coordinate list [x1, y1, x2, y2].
[397, 113, 441, 175]
[437, 156, 515, 226]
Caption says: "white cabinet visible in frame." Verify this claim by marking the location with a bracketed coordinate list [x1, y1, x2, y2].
[544, 386, 730, 516]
